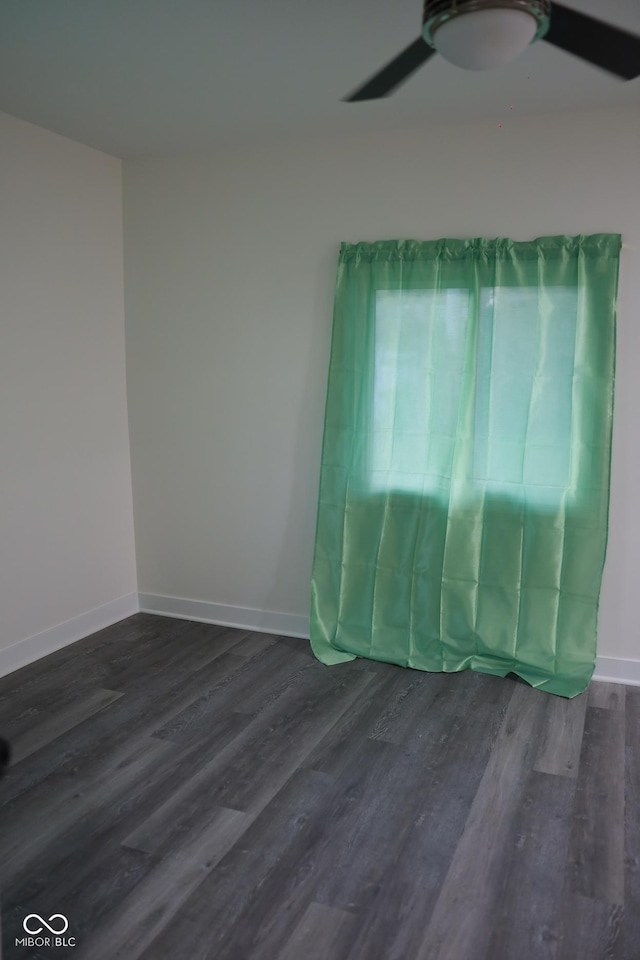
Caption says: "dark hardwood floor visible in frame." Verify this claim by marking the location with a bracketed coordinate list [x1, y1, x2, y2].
[0, 613, 637, 959]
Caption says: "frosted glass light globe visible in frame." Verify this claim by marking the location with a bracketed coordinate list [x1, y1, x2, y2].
[429, 8, 538, 70]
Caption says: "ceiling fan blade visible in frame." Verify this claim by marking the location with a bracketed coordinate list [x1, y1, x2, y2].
[545, 3, 640, 80]
[344, 37, 435, 102]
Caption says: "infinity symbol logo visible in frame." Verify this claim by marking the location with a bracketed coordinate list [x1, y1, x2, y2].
[23, 914, 69, 935]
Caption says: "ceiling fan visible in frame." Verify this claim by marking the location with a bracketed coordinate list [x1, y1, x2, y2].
[345, 0, 640, 101]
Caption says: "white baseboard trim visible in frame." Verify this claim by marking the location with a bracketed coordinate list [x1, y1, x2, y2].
[2, 589, 637, 690]
[138, 593, 310, 640]
[0, 593, 140, 680]
[593, 655, 640, 687]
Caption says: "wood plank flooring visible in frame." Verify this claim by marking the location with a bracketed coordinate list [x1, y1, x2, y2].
[0, 613, 637, 959]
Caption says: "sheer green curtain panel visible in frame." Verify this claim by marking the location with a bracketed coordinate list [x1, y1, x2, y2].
[310, 235, 620, 697]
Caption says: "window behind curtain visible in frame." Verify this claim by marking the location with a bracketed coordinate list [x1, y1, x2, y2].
[371, 285, 577, 504]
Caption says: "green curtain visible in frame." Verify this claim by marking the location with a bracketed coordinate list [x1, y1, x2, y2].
[310, 235, 620, 697]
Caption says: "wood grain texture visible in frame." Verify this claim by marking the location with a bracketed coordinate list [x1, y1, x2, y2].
[0, 624, 255, 809]
[81, 805, 250, 960]
[623, 686, 640, 960]
[0, 614, 636, 960]
[135, 768, 337, 960]
[484, 770, 577, 959]
[278, 903, 359, 960]
[565, 705, 625, 905]
[533, 688, 587, 778]
[0, 734, 175, 886]
[10, 687, 124, 763]
[345, 693, 513, 960]
[556, 894, 624, 960]
[589, 681, 626, 712]
[413, 683, 550, 960]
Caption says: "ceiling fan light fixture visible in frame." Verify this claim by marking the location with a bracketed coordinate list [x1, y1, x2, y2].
[422, 0, 550, 70]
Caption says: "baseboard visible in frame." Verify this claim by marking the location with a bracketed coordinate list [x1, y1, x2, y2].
[138, 593, 310, 640]
[593, 655, 640, 687]
[2, 589, 637, 689]
[0, 593, 140, 680]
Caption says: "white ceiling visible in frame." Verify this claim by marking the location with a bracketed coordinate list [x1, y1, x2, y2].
[0, 0, 639, 158]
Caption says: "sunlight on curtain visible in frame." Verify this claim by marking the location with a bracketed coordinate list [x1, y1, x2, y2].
[310, 236, 620, 697]
[372, 284, 578, 503]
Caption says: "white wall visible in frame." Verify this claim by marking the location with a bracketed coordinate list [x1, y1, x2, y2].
[123, 104, 640, 664]
[0, 111, 137, 668]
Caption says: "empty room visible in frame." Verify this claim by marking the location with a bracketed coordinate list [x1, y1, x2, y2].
[1, 1, 639, 958]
